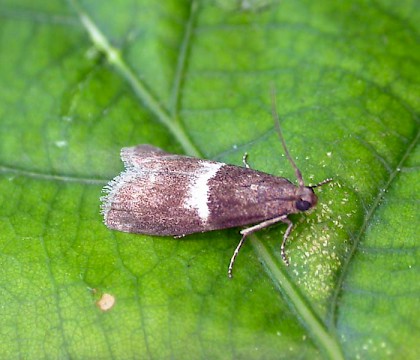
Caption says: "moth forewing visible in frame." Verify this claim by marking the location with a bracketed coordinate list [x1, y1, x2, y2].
[102, 147, 310, 236]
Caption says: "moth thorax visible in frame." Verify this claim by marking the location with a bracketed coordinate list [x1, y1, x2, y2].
[295, 186, 318, 212]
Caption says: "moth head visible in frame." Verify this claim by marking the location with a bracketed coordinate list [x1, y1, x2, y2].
[294, 178, 333, 212]
[295, 186, 318, 212]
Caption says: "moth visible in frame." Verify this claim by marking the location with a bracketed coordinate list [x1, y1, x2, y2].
[101, 95, 332, 277]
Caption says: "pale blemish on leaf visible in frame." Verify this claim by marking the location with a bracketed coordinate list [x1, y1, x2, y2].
[291, 181, 349, 300]
[96, 293, 116, 312]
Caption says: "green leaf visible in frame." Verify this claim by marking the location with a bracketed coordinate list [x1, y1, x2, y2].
[0, 0, 418, 359]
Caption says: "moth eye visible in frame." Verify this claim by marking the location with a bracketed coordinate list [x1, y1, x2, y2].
[296, 200, 311, 211]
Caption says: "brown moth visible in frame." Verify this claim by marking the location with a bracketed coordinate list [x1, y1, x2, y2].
[101, 92, 332, 277]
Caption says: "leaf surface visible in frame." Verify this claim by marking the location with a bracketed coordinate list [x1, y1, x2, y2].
[0, 0, 419, 359]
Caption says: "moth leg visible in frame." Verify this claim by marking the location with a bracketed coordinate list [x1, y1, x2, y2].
[228, 214, 289, 278]
[242, 152, 250, 169]
[228, 233, 247, 278]
[280, 217, 293, 266]
[174, 234, 186, 239]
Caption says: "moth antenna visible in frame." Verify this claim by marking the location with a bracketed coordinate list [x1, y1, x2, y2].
[310, 178, 333, 188]
[271, 87, 305, 187]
